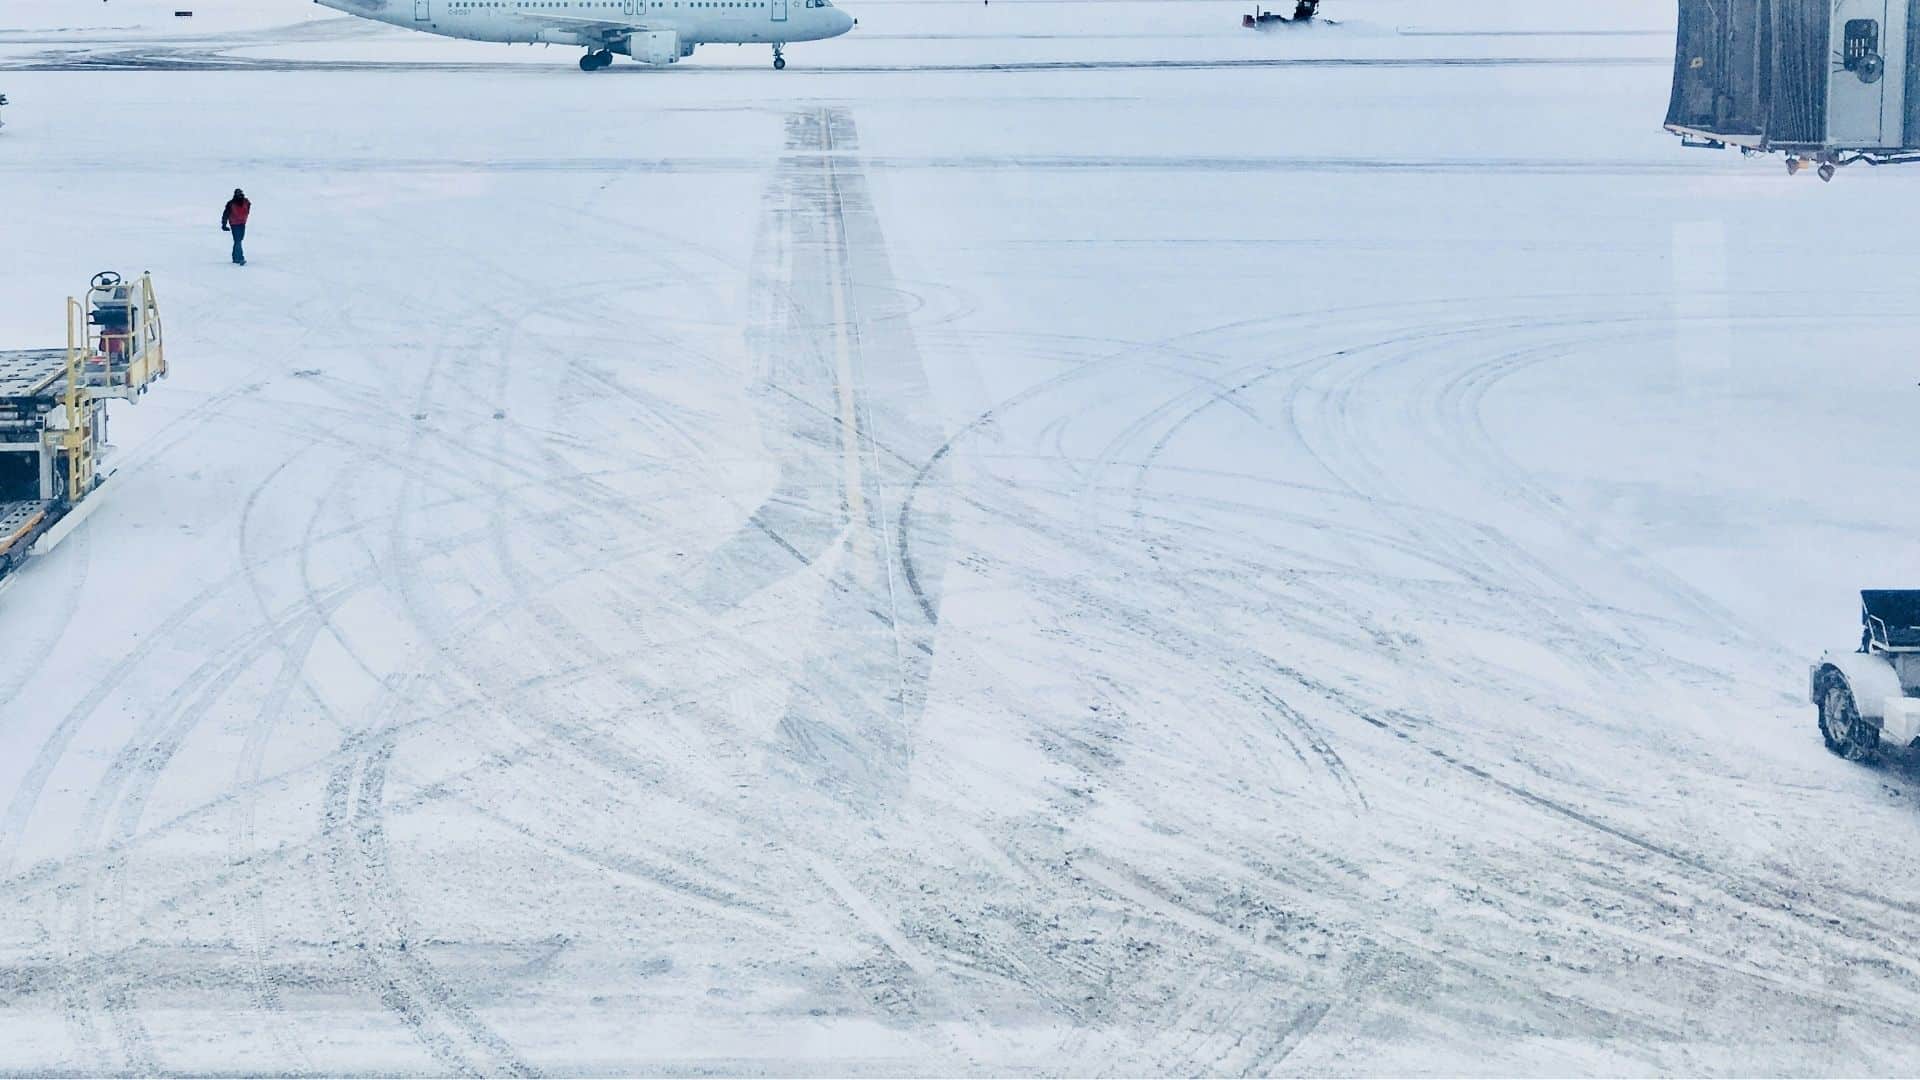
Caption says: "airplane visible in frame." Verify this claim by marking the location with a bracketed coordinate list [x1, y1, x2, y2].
[313, 0, 854, 70]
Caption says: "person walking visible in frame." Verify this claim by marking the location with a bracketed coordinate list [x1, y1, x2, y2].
[220, 188, 251, 266]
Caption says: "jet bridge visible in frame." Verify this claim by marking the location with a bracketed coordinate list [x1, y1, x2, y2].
[0, 271, 167, 581]
[1667, 0, 1920, 179]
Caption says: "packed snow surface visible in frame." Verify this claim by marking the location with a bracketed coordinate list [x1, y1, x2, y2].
[3, 0, 1920, 1074]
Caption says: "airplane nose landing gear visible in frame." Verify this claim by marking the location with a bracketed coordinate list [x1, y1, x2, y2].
[772, 43, 786, 69]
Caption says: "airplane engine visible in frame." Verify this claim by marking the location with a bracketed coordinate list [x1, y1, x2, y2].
[615, 29, 680, 64]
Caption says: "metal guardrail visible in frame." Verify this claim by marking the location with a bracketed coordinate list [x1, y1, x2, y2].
[55, 272, 167, 502]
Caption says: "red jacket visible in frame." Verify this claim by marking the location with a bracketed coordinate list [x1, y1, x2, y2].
[222, 197, 251, 227]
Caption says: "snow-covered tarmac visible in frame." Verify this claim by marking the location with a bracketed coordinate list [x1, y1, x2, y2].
[3, 0, 1920, 1074]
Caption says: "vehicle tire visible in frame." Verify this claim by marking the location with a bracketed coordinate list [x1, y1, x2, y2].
[1819, 681, 1879, 761]
[774, 55, 786, 69]
[580, 53, 597, 70]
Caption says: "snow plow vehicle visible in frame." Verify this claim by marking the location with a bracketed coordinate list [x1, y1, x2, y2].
[1244, 1, 1321, 28]
[1811, 591, 1920, 760]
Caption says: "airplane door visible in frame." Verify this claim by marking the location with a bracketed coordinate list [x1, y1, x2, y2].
[414, 0, 431, 21]
[1828, 0, 1901, 146]
[771, 0, 787, 22]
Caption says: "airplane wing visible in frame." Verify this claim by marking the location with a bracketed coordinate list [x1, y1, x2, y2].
[511, 12, 647, 41]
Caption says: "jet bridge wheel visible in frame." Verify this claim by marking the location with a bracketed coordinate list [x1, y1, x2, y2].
[1819, 681, 1880, 761]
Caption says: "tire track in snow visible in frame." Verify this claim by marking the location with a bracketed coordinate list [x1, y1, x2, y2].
[65, 322, 686, 1071]
[13, 468, 691, 1068]
[223, 446, 346, 1072]
[710, 107, 948, 810]
[320, 738, 537, 1078]
[1099, 305, 1709, 696]
[1352, 707, 1920, 1006]
[1073, 855, 1354, 1072]
[300, 242, 832, 1070]
[0, 459, 663, 878]
[38, 438, 361, 1068]
[887, 307, 1920, 1030]
[1425, 309, 1914, 669]
[55, 564, 389, 1071]
[0, 363, 363, 871]
[0, 527, 800, 930]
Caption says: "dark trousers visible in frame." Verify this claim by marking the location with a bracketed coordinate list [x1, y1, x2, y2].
[230, 224, 247, 264]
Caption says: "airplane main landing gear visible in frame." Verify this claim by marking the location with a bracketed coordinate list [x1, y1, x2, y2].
[579, 49, 613, 70]
[772, 43, 786, 69]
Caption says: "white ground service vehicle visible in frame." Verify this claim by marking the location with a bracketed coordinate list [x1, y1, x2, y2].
[1811, 591, 1920, 760]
